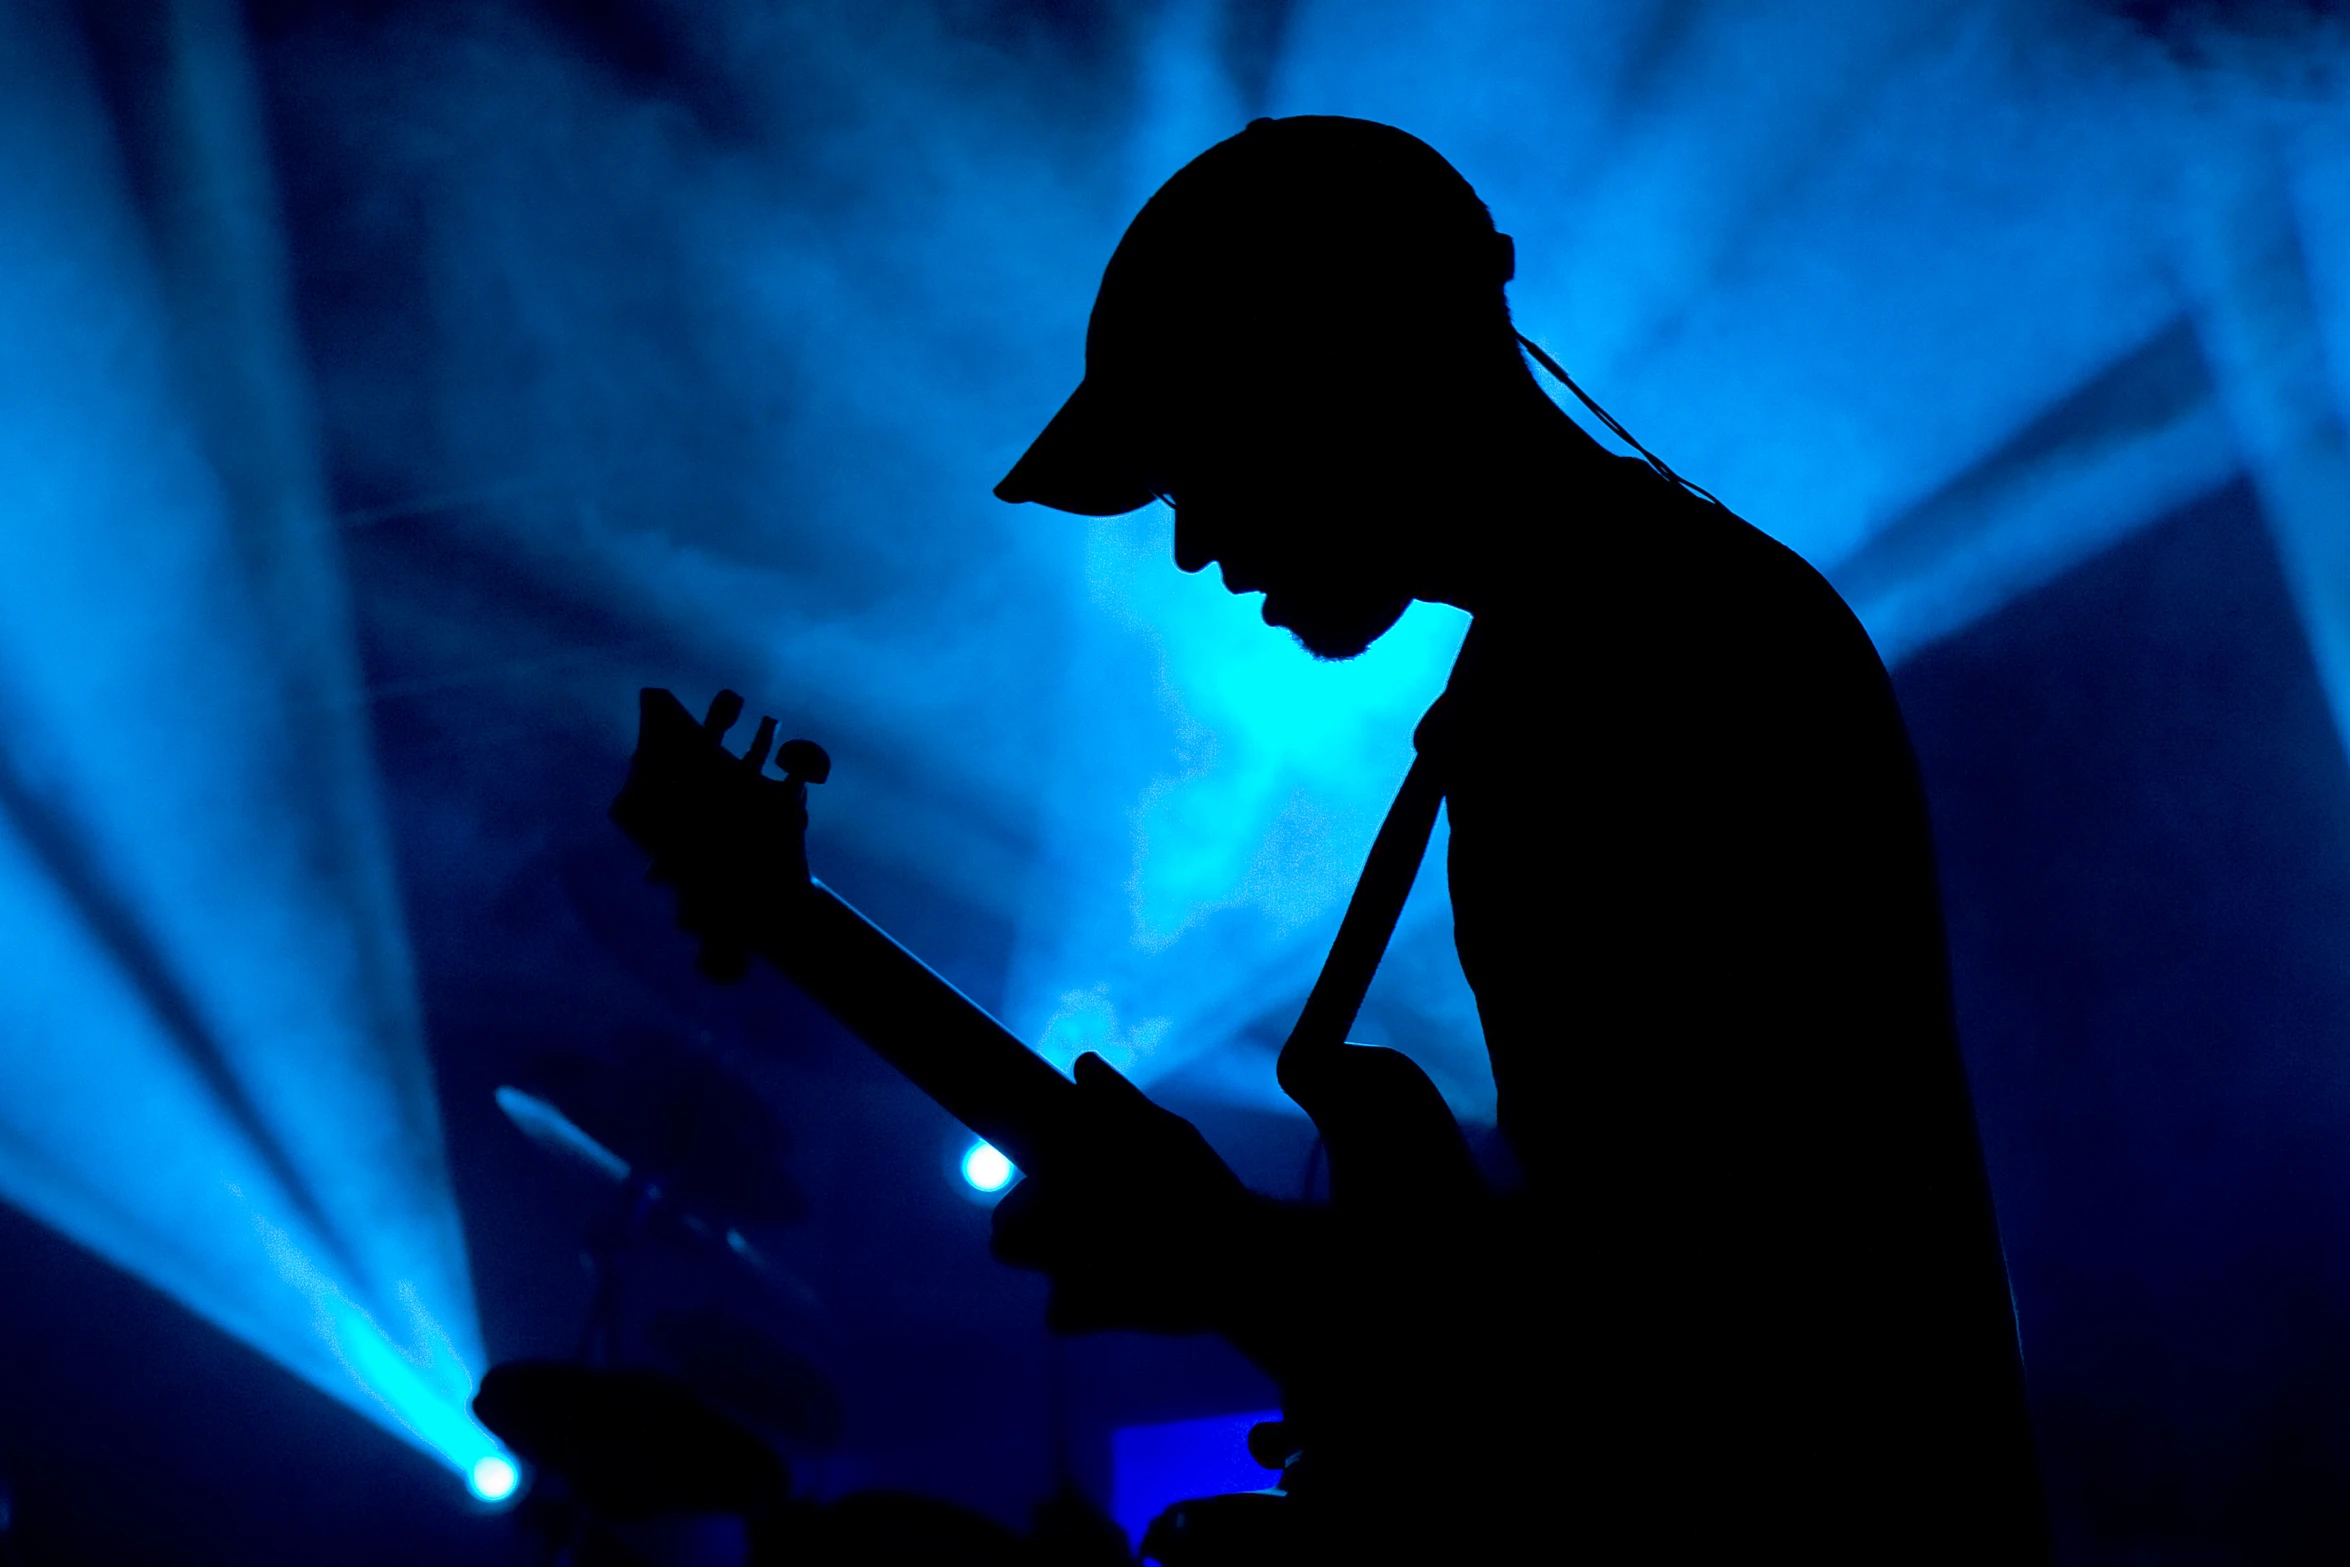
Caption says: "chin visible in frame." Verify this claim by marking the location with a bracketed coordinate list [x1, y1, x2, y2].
[1277, 595, 1413, 662]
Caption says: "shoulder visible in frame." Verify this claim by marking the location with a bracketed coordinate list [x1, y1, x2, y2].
[1624, 464, 1874, 659]
[1422, 461, 1904, 770]
[1601, 463, 1896, 736]
[1476, 458, 1888, 685]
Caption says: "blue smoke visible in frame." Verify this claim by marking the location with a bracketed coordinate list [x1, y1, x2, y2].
[267, 0, 2349, 1127]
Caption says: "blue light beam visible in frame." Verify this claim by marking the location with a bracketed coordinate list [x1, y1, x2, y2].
[0, 0, 499, 1488]
[226, 2, 2349, 1141]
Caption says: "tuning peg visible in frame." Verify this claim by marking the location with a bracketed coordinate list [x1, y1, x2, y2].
[743, 716, 777, 771]
[702, 690, 745, 738]
[776, 739, 830, 786]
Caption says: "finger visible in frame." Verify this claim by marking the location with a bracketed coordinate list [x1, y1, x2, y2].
[1072, 1051, 1156, 1111]
[703, 690, 745, 740]
[743, 715, 778, 772]
[988, 1179, 1053, 1264]
[990, 1180, 1090, 1270]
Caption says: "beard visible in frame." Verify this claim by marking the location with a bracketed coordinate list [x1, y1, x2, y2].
[1264, 587, 1413, 661]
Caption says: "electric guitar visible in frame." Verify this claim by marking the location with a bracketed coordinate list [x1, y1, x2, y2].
[610, 687, 1499, 1559]
[609, 687, 1078, 1174]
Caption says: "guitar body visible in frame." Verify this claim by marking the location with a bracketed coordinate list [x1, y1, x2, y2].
[1226, 1045, 1511, 1565]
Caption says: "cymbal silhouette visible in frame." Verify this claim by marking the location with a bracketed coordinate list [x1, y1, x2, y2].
[648, 1307, 842, 1448]
[473, 1361, 787, 1517]
[523, 1032, 804, 1224]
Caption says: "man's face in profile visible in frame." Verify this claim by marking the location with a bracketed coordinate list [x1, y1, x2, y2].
[1150, 366, 1418, 662]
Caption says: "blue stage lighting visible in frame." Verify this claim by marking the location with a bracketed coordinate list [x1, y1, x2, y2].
[469, 1455, 521, 1504]
[0, 0, 495, 1498]
[1111, 1408, 1284, 1550]
[961, 1141, 1016, 1193]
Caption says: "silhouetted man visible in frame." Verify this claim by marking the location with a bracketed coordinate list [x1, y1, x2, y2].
[990, 117, 2045, 1563]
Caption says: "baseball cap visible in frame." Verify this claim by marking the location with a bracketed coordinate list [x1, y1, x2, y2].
[994, 116, 1509, 515]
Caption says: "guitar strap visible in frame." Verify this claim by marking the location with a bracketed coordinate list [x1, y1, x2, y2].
[1278, 625, 1477, 1076]
[1279, 751, 1445, 1067]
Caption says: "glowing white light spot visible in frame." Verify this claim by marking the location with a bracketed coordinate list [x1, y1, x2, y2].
[469, 1455, 520, 1502]
[961, 1141, 1015, 1193]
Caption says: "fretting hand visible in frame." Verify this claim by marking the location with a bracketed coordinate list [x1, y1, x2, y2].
[612, 688, 824, 982]
[989, 1052, 1271, 1338]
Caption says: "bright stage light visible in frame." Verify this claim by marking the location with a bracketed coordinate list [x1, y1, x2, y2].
[961, 1141, 1015, 1193]
[469, 1455, 521, 1503]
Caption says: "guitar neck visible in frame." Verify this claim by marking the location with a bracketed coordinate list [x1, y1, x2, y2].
[760, 881, 1076, 1175]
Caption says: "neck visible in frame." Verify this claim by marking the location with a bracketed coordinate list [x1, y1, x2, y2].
[1412, 383, 1615, 616]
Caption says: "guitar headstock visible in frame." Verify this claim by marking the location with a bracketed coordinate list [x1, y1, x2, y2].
[610, 688, 831, 983]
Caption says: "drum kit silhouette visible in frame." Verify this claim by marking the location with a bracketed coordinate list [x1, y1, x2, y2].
[477, 1029, 1131, 1565]
[477, 1031, 837, 1557]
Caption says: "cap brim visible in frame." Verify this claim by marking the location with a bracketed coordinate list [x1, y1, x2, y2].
[993, 378, 1159, 516]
